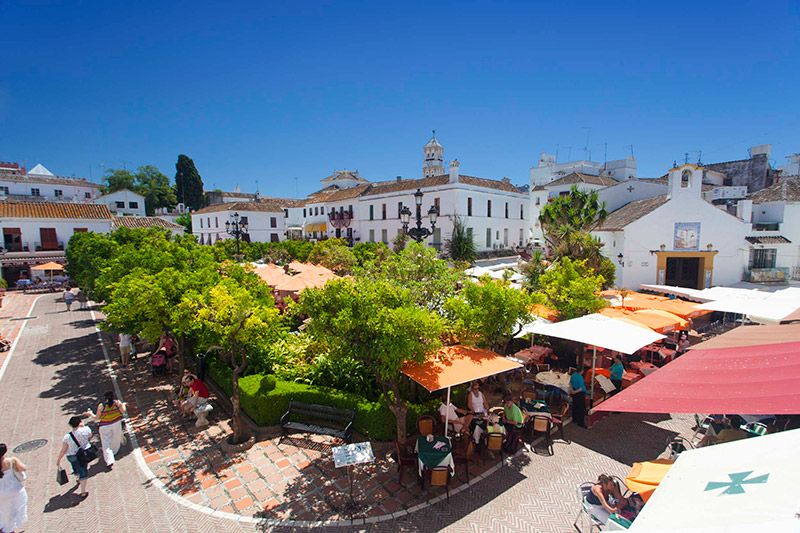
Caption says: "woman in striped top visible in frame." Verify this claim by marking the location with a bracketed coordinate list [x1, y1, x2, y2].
[86, 391, 127, 470]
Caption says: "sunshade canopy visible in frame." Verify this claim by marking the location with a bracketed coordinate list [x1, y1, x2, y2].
[598, 307, 687, 333]
[692, 324, 800, 350]
[697, 295, 800, 324]
[530, 313, 665, 354]
[31, 261, 64, 271]
[629, 429, 800, 532]
[595, 340, 800, 414]
[604, 289, 711, 319]
[624, 459, 674, 502]
[401, 345, 522, 392]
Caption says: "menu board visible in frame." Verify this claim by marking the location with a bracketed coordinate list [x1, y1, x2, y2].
[332, 441, 375, 468]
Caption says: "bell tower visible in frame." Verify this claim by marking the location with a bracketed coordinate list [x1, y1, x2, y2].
[423, 131, 445, 177]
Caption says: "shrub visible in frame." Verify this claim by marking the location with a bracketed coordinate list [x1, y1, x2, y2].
[207, 357, 435, 441]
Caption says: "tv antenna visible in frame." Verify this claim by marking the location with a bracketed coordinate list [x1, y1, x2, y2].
[581, 127, 591, 160]
[625, 145, 635, 158]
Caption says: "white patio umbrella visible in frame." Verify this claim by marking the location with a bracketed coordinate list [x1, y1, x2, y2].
[629, 429, 800, 532]
[530, 314, 664, 400]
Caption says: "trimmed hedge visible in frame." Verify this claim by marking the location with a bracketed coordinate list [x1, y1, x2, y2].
[208, 357, 435, 441]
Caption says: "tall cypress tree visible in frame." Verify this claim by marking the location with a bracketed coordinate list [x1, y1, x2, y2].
[174, 154, 205, 210]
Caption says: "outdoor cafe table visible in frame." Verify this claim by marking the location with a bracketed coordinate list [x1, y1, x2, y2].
[513, 345, 553, 364]
[415, 435, 454, 478]
[630, 361, 658, 376]
[520, 399, 551, 418]
[534, 370, 571, 392]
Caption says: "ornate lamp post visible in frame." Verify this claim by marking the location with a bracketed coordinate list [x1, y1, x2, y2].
[400, 188, 439, 243]
[224, 212, 249, 259]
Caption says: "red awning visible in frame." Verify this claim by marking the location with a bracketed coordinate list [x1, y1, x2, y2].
[594, 341, 800, 414]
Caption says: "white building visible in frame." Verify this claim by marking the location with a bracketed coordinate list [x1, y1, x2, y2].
[746, 177, 800, 281]
[191, 200, 286, 245]
[0, 162, 101, 203]
[530, 152, 637, 187]
[94, 189, 147, 216]
[593, 164, 750, 290]
[0, 201, 114, 284]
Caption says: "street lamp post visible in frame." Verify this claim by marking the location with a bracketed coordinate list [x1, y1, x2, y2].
[400, 188, 439, 243]
[224, 212, 249, 259]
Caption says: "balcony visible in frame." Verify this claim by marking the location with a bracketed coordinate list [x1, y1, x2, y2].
[34, 241, 65, 252]
[752, 222, 781, 232]
[744, 268, 789, 283]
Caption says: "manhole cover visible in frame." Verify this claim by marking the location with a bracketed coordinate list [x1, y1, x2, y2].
[13, 439, 48, 454]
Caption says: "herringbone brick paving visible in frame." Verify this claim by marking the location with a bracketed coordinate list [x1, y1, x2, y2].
[1, 293, 695, 532]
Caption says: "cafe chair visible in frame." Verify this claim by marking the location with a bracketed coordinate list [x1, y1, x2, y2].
[690, 414, 714, 446]
[666, 435, 694, 460]
[533, 381, 547, 400]
[531, 416, 554, 456]
[489, 406, 504, 418]
[417, 415, 435, 437]
[484, 432, 505, 463]
[427, 466, 451, 502]
[573, 482, 607, 533]
[535, 363, 551, 372]
[551, 402, 571, 444]
[744, 422, 768, 436]
[452, 439, 478, 482]
[394, 440, 418, 484]
[521, 389, 537, 403]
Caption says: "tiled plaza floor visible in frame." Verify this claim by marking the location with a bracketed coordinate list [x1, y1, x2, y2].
[0, 293, 696, 532]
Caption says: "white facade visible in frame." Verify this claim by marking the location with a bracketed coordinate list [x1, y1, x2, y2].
[0, 163, 101, 203]
[94, 189, 147, 216]
[192, 202, 286, 245]
[530, 152, 637, 187]
[593, 165, 750, 290]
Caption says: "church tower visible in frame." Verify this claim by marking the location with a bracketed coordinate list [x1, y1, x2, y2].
[423, 131, 445, 177]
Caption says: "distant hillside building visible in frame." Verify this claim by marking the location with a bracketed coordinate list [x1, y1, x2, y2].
[0, 162, 101, 203]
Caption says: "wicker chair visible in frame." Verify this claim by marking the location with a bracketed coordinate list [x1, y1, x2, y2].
[484, 431, 505, 463]
[395, 440, 418, 484]
[417, 415, 435, 437]
[531, 416, 554, 455]
[452, 439, 478, 482]
[551, 402, 571, 443]
[428, 466, 451, 501]
[521, 389, 537, 402]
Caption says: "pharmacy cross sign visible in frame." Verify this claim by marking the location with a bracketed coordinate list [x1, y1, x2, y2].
[705, 471, 769, 495]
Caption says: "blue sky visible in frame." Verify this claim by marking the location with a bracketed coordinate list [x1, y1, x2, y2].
[1, 1, 798, 197]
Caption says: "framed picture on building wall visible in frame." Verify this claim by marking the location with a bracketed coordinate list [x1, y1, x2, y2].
[673, 222, 700, 250]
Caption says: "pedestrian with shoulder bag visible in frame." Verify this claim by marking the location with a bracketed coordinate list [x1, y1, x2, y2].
[55, 416, 96, 500]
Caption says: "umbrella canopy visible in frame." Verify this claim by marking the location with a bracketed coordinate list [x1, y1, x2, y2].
[697, 295, 800, 324]
[630, 309, 689, 332]
[30, 261, 64, 271]
[604, 289, 710, 319]
[514, 316, 553, 338]
[401, 345, 522, 392]
[594, 340, 800, 414]
[597, 307, 654, 330]
[629, 429, 800, 532]
[691, 324, 800, 350]
[530, 313, 665, 354]
[253, 264, 287, 286]
[624, 459, 674, 502]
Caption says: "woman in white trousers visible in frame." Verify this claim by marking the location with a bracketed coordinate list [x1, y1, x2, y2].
[86, 391, 126, 470]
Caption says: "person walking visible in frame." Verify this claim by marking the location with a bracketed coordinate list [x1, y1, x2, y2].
[86, 392, 126, 470]
[118, 333, 132, 367]
[63, 288, 74, 312]
[56, 416, 92, 500]
[0, 443, 28, 533]
[569, 366, 588, 428]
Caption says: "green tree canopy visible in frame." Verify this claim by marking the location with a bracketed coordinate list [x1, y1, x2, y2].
[299, 278, 443, 443]
[445, 215, 476, 263]
[445, 278, 541, 352]
[538, 257, 606, 320]
[65, 231, 119, 299]
[307, 238, 357, 274]
[101, 169, 136, 193]
[357, 241, 461, 311]
[101, 165, 177, 215]
[539, 185, 608, 242]
[174, 154, 205, 211]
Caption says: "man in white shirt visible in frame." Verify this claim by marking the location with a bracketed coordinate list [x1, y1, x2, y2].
[438, 401, 473, 433]
[118, 333, 132, 367]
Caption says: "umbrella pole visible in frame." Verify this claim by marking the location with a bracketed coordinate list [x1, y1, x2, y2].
[444, 386, 451, 438]
[590, 347, 597, 407]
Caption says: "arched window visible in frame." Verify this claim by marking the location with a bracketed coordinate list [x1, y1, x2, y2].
[681, 170, 691, 188]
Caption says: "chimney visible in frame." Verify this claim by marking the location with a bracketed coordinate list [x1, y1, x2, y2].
[396, 175, 402, 182]
[736, 199, 753, 222]
[502, 177, 511, 184]
[449, 159, 460, 183]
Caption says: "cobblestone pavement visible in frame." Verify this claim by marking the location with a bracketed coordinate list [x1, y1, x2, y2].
[0, 293, 695, 532]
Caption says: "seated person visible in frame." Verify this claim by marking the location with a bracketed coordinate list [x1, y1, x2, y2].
[173, 370, 193, 407]
[698, 416, 748, 447]
[486, 414, 506, 437]
[438, 400, 473, 434]
[154, 333, 178, 372]
[466, 381, 488, 418]
[180, 375, 210, 417]
[586, 474, 627, 524]
[502, 394, 526, 431]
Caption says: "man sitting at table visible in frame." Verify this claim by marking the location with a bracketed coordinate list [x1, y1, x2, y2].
[502, 395, 526, 432]
[438, 400, 473, 434]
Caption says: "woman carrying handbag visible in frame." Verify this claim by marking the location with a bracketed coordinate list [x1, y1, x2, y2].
[0, 443, 28, 533]
[56, 416, 95, 500]
[85, 391, 126, 470]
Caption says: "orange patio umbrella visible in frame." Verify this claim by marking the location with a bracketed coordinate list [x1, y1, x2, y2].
[31, 261, 64, 271]
[530, 304, 559, 322]
[624, 458, 674, 502]
[253, 264, 286, 286]
[598, 307, 660, 331]
[402, 345, 522, 437]
[630, 309, 689, 332]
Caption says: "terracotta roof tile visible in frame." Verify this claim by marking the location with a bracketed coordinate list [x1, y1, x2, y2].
[112, 216, 184, 231]
[364, 176, 449, 196]
[0, 201, 112, 219]
[193, 199, 286, 214]
[0, 170, 101, 188]
[750, 177, 800, 203]
[745, 235, 792, 244]
[595, 195, 669, 231]
[546, 172, 618, 188]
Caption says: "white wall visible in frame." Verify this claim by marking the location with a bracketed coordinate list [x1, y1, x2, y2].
[192, 210, 286, 245]
[94, 189, 146, 216]
[598, 180, 668, 213]
[1, 217, 112, 252]
[0, 177, 99, 202]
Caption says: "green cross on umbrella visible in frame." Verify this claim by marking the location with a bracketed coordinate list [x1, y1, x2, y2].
[705, 471, 769, 495]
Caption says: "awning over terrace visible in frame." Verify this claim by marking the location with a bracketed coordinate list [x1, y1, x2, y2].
[595, 338, 800, 414]
[529, 314, 665, 355]
[629, 429, 800, 532]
